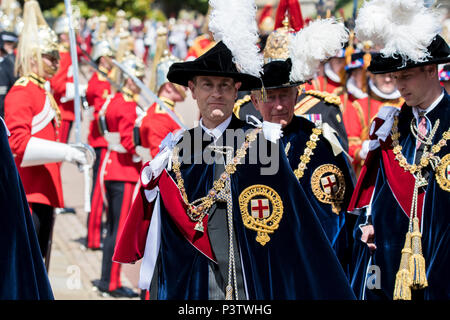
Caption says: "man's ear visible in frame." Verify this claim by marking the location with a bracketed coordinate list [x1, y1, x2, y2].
[425, 64, 438, 77]
[250, 92, 260, 111]
[234, 81, 242, 99]
[187, 80, 196, 99]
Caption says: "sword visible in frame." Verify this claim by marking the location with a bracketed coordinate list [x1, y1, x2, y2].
[64, 0, 95, 214]
[112, 58, 188, 130]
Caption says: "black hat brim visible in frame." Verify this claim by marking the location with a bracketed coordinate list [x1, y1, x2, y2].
[244, 59, 305, 91]
[167, 41, 261, 91]
[368, 35, 450, 74]
[167, 64, 262, 91]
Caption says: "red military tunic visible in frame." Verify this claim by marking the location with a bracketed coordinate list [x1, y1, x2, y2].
[343, 92, 404, 175]
[102, 91, 141, 183]
[4, 75, 64, 208]
[51, 48, 74, 122]
[139, 99, 182, 158]
[85, 70, 111, 249]
[86, 71, 110, 148]
[185, 35, 216, 60]
[304, 75, 345, 97]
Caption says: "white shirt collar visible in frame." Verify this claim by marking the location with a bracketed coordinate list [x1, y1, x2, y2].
[324, 62, 342, 84]
[412, 90, 444, 122]
[199, 115, 232, 142]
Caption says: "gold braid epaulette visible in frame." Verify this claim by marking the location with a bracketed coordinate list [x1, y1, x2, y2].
[233, 95, 252, 119]
[305, 90, 341, 107]
[19, 74, 62, 127]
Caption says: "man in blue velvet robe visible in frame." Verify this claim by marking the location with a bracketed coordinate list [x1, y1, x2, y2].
[113, 41, 355, 300]
[0, 117, 54, 300]
[348, 23, 450, 299]
[248, 59, 356, 274]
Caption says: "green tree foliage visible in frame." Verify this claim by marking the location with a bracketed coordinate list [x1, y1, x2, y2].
[36, 0, 209, 20]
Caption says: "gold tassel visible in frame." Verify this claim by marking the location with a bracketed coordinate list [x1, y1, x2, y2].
[409, 217, 428, 289]
[393, 232, 412, 300]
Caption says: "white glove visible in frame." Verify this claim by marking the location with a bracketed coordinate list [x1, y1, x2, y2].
[85, 106, 95, 121]
[65, 146, 88, 165]
[359, 140, 370, 160]
[21, 137, 87, 167]
[61, 83, 88, 103]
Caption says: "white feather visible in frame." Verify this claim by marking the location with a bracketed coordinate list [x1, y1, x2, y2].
[355, 0, 442, 63]
[208, 0, 263, 77]
[289, 18, 349, 82]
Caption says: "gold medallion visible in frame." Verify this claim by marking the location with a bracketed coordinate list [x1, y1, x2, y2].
[311, 164, 346, 215]
[436, 154, 450, 192]
[239, 185, 284, 246]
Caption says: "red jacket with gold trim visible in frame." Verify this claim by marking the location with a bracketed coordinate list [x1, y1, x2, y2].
[50, 50, 74, 122]
[4, 76, 64, 208]
[103, 92, 141, 183]
[139, 102, 181, 158]
[185, 35, 216, 60]
[304, 75, 345, 96]
[86, 72, 110, 148]
[343, 93, 404, 174]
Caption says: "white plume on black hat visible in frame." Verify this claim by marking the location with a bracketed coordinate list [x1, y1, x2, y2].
[289, 18, 349, 82]
[355, 0, 442, 63]
[208, 0, 264, 78]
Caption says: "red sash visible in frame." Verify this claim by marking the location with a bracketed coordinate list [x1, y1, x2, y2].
[113, 168, 216, 264]
[348, 140, 424, 224]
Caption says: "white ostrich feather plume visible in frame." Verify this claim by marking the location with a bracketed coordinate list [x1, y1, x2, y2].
[355, 0, 441, 63]
[208, 0, 263, 77]
[289, 18, 349, 82]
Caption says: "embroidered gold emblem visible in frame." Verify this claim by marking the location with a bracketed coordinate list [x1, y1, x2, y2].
[311, 164, 346, 214]
[239, 185, 284, 246]
[436, 154, 450, 192]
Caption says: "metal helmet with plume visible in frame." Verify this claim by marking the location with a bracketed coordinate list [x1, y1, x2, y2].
[263, 15, 295, 63]
[121, 52, 146, 81]
[15, 0, 59, 77]
[149, 26, 183, 94]
[91, 15, 114, 62]
[53, 7, 81, 35]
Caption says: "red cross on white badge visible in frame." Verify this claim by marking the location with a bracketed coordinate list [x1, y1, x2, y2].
[321, 174, 338, 194]
[251, 198, 270, 219]
[447, 165, 450, 179]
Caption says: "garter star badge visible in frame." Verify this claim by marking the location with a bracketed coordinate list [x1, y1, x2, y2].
[239, 185, 283, 246]
[311, 164, 346, 215]
[436, 154, 450, 192]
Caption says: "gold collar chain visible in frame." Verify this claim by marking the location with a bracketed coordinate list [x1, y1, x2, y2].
[171, 128, 261, 232]
[292, 127, 323, 180]
[391, 116, 449, 175]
